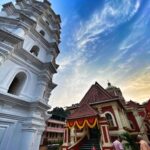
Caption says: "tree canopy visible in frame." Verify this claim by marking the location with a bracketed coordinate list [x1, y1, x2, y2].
[48, 107, 70, 121]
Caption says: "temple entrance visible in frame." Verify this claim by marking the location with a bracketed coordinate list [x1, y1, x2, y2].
[89, 125, 100, 139]
[80, 126, 101, 150]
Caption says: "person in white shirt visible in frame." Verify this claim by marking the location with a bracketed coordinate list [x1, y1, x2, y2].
[113, 136, 124, 150]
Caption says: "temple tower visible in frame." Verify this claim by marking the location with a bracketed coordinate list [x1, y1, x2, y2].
[0, 0, 61, 149]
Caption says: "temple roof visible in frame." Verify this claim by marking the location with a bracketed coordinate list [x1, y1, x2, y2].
[67, 103, 98, 120]
[80, 82, 114, 105]
[67, 82, 117, 120]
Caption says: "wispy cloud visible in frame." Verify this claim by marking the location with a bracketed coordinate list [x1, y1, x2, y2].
[49, 0, 149, 108]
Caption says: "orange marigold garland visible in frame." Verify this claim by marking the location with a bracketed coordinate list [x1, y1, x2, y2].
[67, 117, 98, 129]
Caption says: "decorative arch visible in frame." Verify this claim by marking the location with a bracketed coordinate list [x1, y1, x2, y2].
[104, 111, 116, 127]
[39, 30, 45, 36]
[8, 72, 27, 96]
[30, 45, 39, 56]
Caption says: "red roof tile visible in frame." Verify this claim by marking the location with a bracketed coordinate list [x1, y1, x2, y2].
[126, 100, 140, 108]
[67, 103, 98, 120]
[67, 82, 115, 120]
[80, 82, 114, 105]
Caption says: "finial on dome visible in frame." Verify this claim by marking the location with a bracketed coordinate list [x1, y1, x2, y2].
[107, 80, 111, 87]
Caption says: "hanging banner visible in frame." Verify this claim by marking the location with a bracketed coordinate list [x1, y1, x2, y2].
[67, 117, 98, 129]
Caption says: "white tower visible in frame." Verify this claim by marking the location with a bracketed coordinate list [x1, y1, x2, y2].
[0, 0, 61, 150]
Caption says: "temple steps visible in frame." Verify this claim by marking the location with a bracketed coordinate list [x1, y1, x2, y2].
[79, 138, 100, 150]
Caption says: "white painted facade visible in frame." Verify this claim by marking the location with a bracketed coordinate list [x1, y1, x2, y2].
[0, 0, 61, 150]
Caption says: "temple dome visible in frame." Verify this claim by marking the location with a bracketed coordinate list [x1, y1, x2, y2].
[106, 82, 124, 99]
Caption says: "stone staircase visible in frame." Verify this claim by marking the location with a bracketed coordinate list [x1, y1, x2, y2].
[79, 127, 100, 150]
[79, 138, 100, 150]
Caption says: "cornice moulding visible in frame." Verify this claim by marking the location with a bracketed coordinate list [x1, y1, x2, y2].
[0, 93, 50, 110]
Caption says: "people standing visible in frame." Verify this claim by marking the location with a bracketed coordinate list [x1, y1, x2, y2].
[137, 135, 150, 150]
[113, 136, 124, 150]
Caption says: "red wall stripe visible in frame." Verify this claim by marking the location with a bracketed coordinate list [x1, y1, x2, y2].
[102, 126, 108, 143]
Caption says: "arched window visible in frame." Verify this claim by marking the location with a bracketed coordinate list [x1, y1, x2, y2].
[30, 45, 39, 56]
[8, 72, 27, 95]
[105, 113, 115, 127]
[39, 30, 45, 36]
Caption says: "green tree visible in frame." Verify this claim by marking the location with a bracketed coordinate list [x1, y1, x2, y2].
[121, 132, 139, 150]
[48, 107, 70, 121]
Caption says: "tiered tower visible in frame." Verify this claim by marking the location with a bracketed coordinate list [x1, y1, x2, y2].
[0, 0, 61, 149]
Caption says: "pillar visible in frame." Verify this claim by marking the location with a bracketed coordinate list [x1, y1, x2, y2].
[20, 128, 37, 150]
[122, 109, 130, 128]
[133, 110, 149, 142]
[112, 105, 124, 131]
[34, 131, 43, 150]
[70, 127, 75, 145]
[74, 127, 77, 142]
[62, 126, 70, 150]
[99, 116, 113, 150]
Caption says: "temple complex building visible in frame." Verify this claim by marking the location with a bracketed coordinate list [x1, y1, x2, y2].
[62, 82, 150, 150]
[41, 118, 65, 145]
[0, 0, 61, 150]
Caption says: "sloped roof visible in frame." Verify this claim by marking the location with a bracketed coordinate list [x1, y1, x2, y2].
[67, 82, 115, 120]
[67, 103, 98, 120]
[126, 100, 140, 108]
[80, 82, 114, 105]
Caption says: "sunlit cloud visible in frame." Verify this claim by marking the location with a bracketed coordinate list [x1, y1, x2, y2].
[121, 69, 150, 103]
[49, 0, 150, 108]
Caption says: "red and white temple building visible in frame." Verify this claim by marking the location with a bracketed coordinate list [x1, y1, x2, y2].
[61, 82, 150, 150]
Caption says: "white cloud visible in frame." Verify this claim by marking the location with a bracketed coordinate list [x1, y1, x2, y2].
[49, 0, 147, 108]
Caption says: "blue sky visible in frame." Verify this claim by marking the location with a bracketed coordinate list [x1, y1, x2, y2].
[1, 0, 150, 108]
[50, 0, 150, 108]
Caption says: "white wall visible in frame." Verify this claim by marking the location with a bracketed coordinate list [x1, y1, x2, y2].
[23, 35, 53, 63]
[0, 59, 47, 102]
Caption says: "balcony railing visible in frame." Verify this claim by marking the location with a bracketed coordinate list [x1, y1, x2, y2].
[46, 127, 64, 133]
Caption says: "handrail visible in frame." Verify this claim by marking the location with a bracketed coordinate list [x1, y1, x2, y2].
[68, 133, 86, 150]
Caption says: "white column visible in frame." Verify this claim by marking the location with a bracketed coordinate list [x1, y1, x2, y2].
[70, 127, 75, 145]
[74, 127, 77, 142]
[33, 131, 43, 150]
[122, 109, 130, 128]
[20, 128, 36, 150]
[112, 105, 124, 130]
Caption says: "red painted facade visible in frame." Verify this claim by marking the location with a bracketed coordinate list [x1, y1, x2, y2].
[127, 112, 140, 132]
[138, 111, 146, 117]
[102, 126, 108, 143]
[62, 82, 150, 150]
